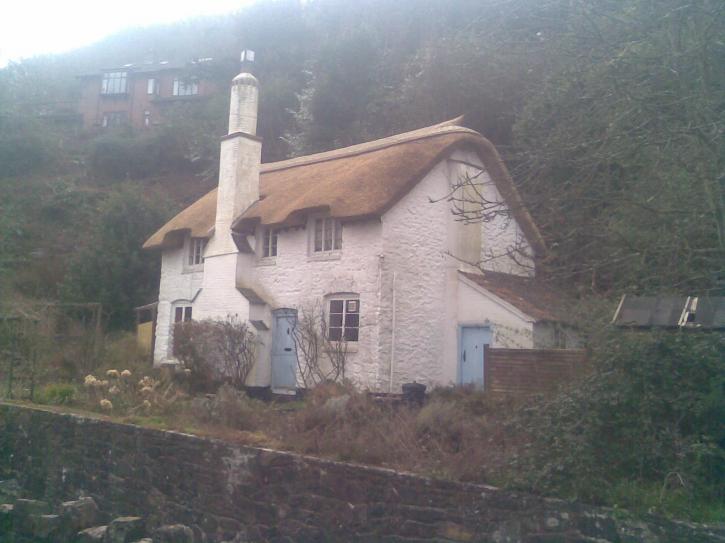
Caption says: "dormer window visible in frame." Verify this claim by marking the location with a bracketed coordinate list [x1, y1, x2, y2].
[173, 77, 199, 96]
[314, 218, 342, 253]
[101, 71, 128, 95]
[188, 237, 206, 267]
[262, 228, 278, 258]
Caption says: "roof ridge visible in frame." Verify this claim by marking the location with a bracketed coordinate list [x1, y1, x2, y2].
[261, 120, 478, 174]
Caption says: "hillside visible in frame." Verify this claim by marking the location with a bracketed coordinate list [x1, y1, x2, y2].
[1, 0, 724, 322]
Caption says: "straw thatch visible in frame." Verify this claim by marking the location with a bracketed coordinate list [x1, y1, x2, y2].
[143, 119, 546, 255]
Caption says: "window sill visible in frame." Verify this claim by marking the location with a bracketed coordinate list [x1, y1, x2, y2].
[308, 251, 342, 262]
[182, 265, 204, 275]
[326, 342, 359, 353]
[255, 257, 277, 267]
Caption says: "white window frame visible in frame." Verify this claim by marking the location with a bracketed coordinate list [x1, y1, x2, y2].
[311, 217, 342, 255]
[147, 78, 158, 95]
[172, 77, 199, 97]
[260, 227, 278, 259]
[101, 111, 127, 128]
[101, 71, 128, 95]
[187, 237, 206, 269]
[174, 305, 193, 323]
[326, 295, 360, 342]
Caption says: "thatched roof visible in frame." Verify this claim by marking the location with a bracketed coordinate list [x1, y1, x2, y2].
[460, 271, 570, 323]
[143, 118, 545, 255]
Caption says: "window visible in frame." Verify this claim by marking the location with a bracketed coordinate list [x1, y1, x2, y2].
[314, 218, 342, 252]
[188, 237, 206, 266]
[261, 228, 278, 258]
[101, 72, 128, 95]
[101, 111, 127, 128]
[174, 306, 192, 323]
[172, 77, 199, 96]
[328, 298, 359, 342]
[143, 111, 151, 127]
[147, 78, 158, 95]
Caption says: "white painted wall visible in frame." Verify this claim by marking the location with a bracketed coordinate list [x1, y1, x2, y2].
[243, 217, 384, 389]
[152, 146, 543, 389]
[152, 238, 203, 364]
[457, 277, 535, 349]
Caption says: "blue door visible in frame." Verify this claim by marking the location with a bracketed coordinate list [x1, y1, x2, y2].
[271, 308, 298, 390]
[459, 326, 492, 388]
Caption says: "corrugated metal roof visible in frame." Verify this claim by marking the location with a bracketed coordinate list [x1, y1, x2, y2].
[612, 295, 725, 330]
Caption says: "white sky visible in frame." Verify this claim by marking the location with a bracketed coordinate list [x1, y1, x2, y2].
[0, 0, 258, 67]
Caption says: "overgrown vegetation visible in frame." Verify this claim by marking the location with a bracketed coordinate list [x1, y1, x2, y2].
[3, 323, 722, 522]
[0, 0, 723, 524]
[173, 317, 258, 392]
[506, 331, 725, 519]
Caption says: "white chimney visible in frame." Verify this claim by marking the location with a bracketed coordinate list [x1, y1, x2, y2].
[205, 51, 261, 258]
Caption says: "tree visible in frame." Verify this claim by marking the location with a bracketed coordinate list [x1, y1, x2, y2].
[508, 0, 725, 294]
[60, 186, 174, 330]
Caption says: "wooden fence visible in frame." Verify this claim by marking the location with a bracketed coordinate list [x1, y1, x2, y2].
[484, 347, 588, 395]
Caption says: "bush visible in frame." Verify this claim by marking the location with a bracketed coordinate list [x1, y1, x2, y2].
[173, 317, 257, 392]
[88, 129, 189, 181]
[186, 383, 265, 431]
[506, 330, 725, 516]
[36, 383, 76, 405]
[0, 114, 59, 177]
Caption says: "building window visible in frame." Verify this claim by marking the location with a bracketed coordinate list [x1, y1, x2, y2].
[147, 78, 158, 95]
[101, 111, 127, 128]
[143, 111, 151, 127]
[328, 298, 359, 342]
[101, 71, 128, 95]
[314, 218, 342, 252]
[261, 228, 278, 258]
[188, 237, 206, 266]
[172, 77, 199, 96]
[174, 306, 192, 323]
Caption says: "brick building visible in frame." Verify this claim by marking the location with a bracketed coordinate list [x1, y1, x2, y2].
[77, 60, 219, 131]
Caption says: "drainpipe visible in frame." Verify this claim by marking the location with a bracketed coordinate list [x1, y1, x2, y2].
[389, 270, 397, 393]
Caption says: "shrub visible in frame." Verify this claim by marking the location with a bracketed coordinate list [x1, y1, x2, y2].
[506, 330, 725, 514]
[173, 317, 258, 392]
[36, 383, 76, 405]
[88, 129, 189, 182]
[186, 383, 264, 431]
[0, 114, 59, 177]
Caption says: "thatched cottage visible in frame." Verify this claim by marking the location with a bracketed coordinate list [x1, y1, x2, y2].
[142, 56, 573, 393]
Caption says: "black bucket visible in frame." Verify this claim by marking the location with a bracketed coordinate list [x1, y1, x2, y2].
[401, 382, 427, 405]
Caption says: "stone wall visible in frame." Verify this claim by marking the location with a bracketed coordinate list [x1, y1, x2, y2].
[1, 403, 722, 543]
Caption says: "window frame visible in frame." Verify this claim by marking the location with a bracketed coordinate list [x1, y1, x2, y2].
[326, 296, 360, 342]
[174, 305, 193, 323]
[101, 71, 128, 95]
[147, 78, 158, 95]
[261, 227, 278, 259]
[311, 216, 342, 255]
[187, 237, 206, 269]
[101, 111, 128, 128]
[172, 77, 199, 97]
